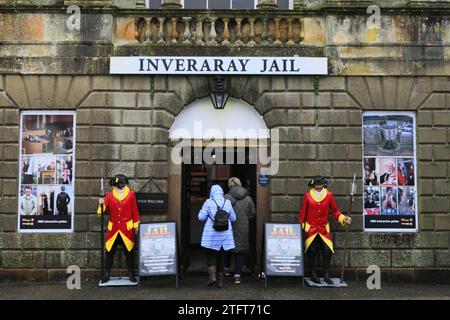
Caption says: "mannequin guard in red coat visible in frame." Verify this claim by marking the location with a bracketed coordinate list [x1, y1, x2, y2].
[98, 174, 140, 283]
[299, 176, 351, 285]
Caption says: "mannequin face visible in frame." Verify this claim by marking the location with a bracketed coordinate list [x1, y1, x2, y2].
[314, 184, 324, 191]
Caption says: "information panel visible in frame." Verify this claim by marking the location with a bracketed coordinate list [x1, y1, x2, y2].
[264, 223, 304, 277]
[138, 222, 178, 276]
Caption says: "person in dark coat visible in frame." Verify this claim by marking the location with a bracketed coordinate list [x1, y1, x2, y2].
[50, 187, 55, 214]
[56, 186, 71, 215]
[40, 192, 50, 215]
[224, 177, 256, 284]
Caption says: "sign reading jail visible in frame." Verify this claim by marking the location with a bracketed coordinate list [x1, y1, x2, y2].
[138, 222, 178, 277]
[110, 56, 328, 75]
[264, 223, 304, 277]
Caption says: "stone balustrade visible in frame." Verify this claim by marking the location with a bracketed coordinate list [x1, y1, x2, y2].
[133, 13, 305, 47]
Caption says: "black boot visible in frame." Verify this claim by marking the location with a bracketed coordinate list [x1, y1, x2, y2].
[216, 272, 224, 289]
[207, 266, 217, 286]
[102, 252, 113, 283]
[126, 252, 137, 283]
[323, 252, 334, 285]
[308, 254, 321, 284]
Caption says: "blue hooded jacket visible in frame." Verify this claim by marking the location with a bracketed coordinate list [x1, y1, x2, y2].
[198, 185, 236, 251]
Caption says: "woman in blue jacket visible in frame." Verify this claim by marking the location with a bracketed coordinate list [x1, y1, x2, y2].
[198, 184, 236, 288]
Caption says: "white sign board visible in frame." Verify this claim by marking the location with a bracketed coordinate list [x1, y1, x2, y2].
[110, 56, 328, 75]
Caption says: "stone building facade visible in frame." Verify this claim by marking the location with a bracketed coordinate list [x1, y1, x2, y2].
[0, 0, 449, 282]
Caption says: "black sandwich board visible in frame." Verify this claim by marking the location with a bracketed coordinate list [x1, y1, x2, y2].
[263, 222, 304, 288]
[138, 221, 180, 288]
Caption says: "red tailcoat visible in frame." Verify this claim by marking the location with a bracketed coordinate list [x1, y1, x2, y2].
[98, 186, 140, 252]
[299, 189, 345, 253]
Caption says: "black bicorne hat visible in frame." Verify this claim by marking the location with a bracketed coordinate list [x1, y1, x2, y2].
[109, 174, 129, 187]
[308, 176, 327, 187]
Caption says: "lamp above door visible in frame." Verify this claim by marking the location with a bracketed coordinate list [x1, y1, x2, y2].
[209, 75, 229, 110]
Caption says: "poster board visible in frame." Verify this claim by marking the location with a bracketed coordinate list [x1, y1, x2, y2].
[264, 222, 304, 279]
[138, 222, 179, 287]
[362, 111, 418, 232]
[17, 111, 76, 233]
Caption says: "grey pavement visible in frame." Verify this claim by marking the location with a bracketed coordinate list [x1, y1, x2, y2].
[0, 276, 449, 300]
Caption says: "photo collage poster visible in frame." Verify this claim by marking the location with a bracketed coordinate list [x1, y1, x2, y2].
[362, 112, 418, 232]
[18, 111, 76, 232]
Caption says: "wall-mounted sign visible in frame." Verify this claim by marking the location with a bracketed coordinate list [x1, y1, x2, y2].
[136, 193, 168, 214]
[362, 111, 418, 233]
[259, 174, 270, 187]
[18, 111, 76, 233]
[264, 223, 304, 277]
[138, 222, 178, 277]
[110, 56, 328, 75]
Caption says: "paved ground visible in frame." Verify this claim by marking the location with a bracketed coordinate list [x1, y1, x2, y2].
[1, 276, 449, 300]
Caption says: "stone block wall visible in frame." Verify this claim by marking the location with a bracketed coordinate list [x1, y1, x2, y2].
[260, 76, 450, 281]
[0, 74, 449, 282]
[0, 74, 181, 280]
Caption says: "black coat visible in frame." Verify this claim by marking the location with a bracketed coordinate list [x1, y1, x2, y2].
[57, 192, 70, 212]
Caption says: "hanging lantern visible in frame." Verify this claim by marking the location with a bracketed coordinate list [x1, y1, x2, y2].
[209, 75, 229, 110]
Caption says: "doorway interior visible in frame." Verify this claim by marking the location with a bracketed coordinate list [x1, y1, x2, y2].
[181, 147, 257, 275]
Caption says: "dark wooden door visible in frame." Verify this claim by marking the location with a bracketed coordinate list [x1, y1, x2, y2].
[181, 163, 191, 274]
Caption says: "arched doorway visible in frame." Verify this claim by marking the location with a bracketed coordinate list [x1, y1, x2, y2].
[169, 97, 269, 139]
[168, 97, 271, 275]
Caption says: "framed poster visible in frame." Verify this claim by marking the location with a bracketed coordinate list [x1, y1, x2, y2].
[264, 222, 304, 277]
[138, 222, 178, 277]
[362, 111, 418, 232]
[18, 111, 76, 233]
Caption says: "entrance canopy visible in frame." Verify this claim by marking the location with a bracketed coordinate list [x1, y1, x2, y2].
[169, 97, 269, 140]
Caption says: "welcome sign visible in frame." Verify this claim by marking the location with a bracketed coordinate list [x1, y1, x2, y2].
[110, 56, 328, 75]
